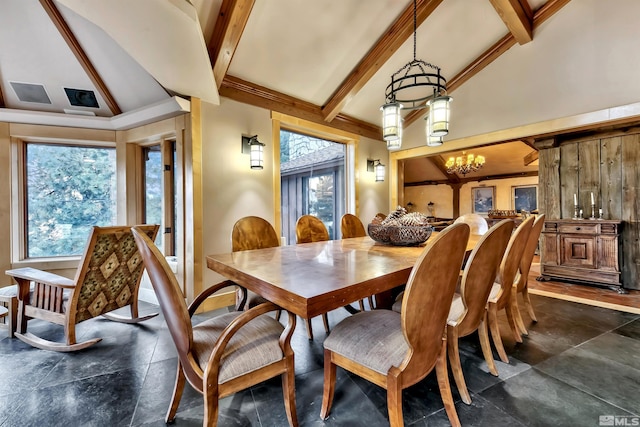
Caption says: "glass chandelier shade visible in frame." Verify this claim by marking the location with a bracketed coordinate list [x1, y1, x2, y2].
[426, 96, 452, 137]
[381, 102, 403, 142]
[424, 115, 443, 146]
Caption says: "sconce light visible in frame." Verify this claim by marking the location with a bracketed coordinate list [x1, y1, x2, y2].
[241, 135, 265, 170]
[367, 159, 385, 182]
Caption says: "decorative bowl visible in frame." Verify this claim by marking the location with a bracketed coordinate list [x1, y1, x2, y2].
[368, 224, 433, 246]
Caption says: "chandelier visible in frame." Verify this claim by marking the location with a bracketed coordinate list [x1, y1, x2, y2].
[445, 152, 485, 176]
[381, 0, 451, 150]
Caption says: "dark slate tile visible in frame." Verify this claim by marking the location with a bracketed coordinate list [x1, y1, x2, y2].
[4, 365, 147, 427]
[452, 340, 531, 395]
[536, 333, 640, 414]
[480, 368, 635, 427]
[613, 318, 640, 341]
[422, 393, 526, 427]
[0, 346, 62, 395]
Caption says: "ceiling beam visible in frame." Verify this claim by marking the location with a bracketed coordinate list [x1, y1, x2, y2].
[426, 155, 461, 183]
[39, 0, 121, 115]
[524, 150, 539, 166]
[220, 75, 382, 140]
[403, 0, 571, 128]
[321, 0, 444, 122]
[207, 0, 255, 90]
[488, 0, 533, 45]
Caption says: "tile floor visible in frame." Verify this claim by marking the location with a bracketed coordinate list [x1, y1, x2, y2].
[1, 294, 639, 427]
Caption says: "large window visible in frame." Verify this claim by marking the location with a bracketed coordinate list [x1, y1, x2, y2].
[25, 143, 116, 258]
[280, 130, 345, 243]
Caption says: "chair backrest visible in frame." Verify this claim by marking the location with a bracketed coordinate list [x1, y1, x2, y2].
[494, 216, 534, 305]
[132, 226, 193, 365]
[400, 222, 470, 378]
[515, 214, 545, 292]
[69, 225, 159, 324]
[454, 213, 489, 235]
[295, 215, 330, 243]
[232, 216, 280, 252]
[341, 214, 366, 239]
[455, 219, 514, 335]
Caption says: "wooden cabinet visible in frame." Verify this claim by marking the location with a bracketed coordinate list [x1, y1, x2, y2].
[540, 219, 624, 293]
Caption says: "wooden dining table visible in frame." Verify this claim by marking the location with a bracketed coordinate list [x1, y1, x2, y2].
[206, 233, 479, 319]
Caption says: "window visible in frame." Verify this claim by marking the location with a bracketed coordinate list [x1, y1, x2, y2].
[142, 141, 176, 255]
[25, 143, 116, 258]
[280, 130, 345, 243]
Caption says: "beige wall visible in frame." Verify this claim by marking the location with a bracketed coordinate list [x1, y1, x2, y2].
[404, 175, 539, 220]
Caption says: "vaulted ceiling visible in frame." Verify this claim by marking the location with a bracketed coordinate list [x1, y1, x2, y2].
[0, 0, 578, 181]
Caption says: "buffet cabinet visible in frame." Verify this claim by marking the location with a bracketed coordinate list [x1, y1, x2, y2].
[539, 219, 624, 293]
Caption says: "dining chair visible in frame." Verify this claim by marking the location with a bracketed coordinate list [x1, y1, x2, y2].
[511, 214, 545, 337]
[5, 224, 159, 352]
[454, 213, 489, 235]
[132, 227, 298, 427]
[320, 223, 471, 427]
[340, 213, 366, 239]
[340, 213, 374, 311]
[484, 216, 534, 363]
[295, 215, 330, 339]
[231, 216, 281, 311]
[446, 219, 514, 404]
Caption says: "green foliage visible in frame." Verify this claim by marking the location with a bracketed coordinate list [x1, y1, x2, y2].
[26, 144, 116, 257]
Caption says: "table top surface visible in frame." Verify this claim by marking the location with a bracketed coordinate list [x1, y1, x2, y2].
[206, 233, 479, 318]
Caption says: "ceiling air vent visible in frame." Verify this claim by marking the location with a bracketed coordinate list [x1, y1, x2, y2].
[64, 88, 99, 108]
[10, 82, 51, 104]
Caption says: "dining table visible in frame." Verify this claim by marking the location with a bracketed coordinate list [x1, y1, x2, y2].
[206, 232, 479, 319]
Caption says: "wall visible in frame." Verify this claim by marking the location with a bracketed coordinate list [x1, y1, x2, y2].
[200, 98, 389, 287]
[538, 132, 640, 290]
[404, 176, 539, 219]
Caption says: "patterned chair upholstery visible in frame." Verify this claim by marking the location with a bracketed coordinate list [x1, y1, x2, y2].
[5, 225, 159, 352]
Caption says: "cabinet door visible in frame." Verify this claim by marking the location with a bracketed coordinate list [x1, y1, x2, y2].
[559, 235, 596, 268]
[541, 232, 558, 265]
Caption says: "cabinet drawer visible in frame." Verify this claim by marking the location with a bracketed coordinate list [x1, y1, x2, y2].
[557, 223, 598, 234]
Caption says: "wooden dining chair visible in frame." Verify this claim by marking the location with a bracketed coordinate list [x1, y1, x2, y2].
[5, 225, 159, 352]
[511, 214, 545, 337]
[454, 213, 489, 235]
[446, 219, 514, 404]
[340, 213, 374, 311]
[484, 216, 534, 363]
[132, 227, 298, 427]
[295, 214, 330, 243]
[340, 213, 366, 239]
[231, 216, 281, 311]
[295, 215, 330, 339]
[320, 223, 471, 427]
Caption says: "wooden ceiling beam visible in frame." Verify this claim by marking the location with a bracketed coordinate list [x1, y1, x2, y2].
[489, 0, 533, 45]
[524, 150, 539, 166]
[220, 75, 382, 140]
[426, 155, 460, 183]
[39, 0, 121, 115]
[207, 0, 255, 90]
[321, 0, 444, 122]
[403, 0, 571, 128]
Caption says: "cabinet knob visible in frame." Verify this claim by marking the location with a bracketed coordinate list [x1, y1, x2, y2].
[575, 227, 581, 230]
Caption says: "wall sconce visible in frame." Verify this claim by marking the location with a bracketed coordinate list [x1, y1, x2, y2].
[367, 159, 385, 182]
[241, 135, 265, 170]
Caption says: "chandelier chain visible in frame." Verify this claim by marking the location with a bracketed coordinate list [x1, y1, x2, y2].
[413, 0, 417, 61]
